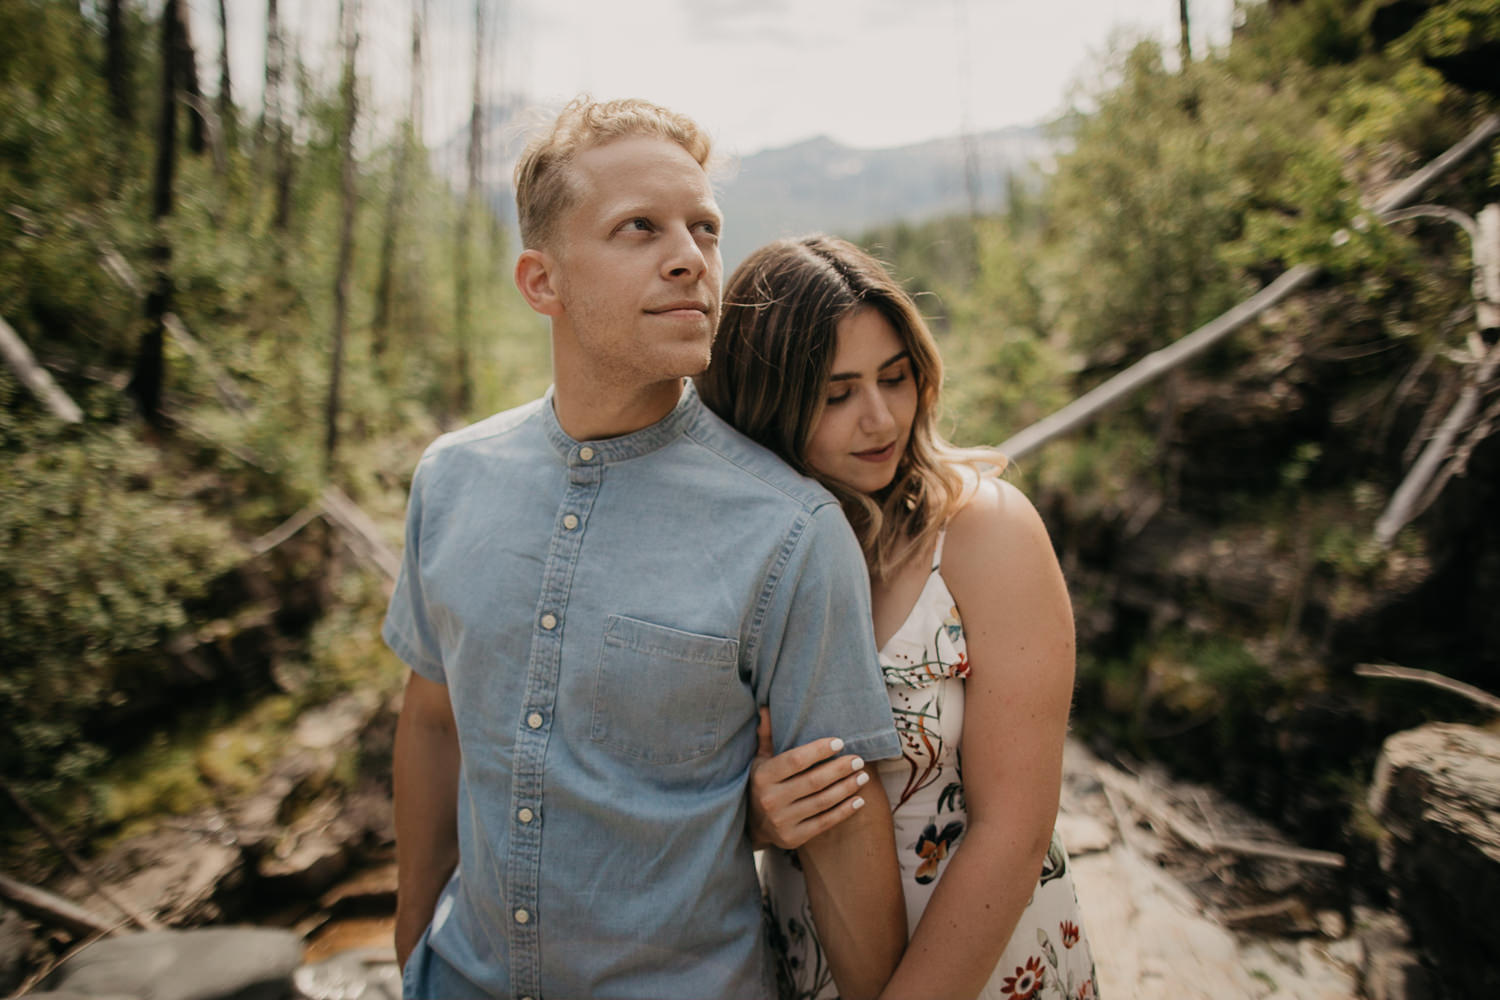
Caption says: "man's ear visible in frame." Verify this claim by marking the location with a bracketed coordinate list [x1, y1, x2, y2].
[515, 248, 564, 317]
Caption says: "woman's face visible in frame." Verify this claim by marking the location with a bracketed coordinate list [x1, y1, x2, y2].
[804, 308, 919, 495]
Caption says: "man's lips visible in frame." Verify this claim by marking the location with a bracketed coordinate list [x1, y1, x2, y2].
[646, 301, 710, 317]
[853, 442, 897, 462]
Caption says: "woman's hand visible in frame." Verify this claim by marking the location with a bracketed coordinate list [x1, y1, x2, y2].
[749, 707, 874, 850]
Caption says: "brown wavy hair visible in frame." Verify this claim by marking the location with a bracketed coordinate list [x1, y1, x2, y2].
[513, 95, 713, 251]
[697, 235, 1003, 578]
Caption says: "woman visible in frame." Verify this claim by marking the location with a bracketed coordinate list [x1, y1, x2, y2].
[697, 236, 1097, 1000]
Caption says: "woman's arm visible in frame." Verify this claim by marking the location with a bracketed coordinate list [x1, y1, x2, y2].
[796, 775, 908, 1000]
[879, 477, 1076, 1000]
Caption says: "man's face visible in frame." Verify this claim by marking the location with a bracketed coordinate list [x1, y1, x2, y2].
[547, 135, 724, 388]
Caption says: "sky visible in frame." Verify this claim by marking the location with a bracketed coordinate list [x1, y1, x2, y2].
[196, 0, 1237, 160]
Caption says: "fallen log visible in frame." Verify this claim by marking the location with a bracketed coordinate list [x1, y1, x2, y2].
[320, 486, 400, 582]
[999, 113, 1500, 461]
[0, 777, 158, 932]
[0, 872, 117, 938]
[0, 315, 83, 424]
[1355, 662, 1500, 714]
[249, 503, 320, 556]
[1095, 764, 1346, 868]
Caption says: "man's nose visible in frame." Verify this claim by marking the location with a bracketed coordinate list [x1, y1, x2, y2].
[662, 225, 708, 279]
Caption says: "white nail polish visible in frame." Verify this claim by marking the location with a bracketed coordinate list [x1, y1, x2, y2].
[850, 756, 865, 771]
[829, 738, 845, 753]
[856, 772, 869, 787]
[851, 797, 866, 810]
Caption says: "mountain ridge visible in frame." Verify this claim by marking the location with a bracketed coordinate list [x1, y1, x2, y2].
[436, 113, 1059, 268]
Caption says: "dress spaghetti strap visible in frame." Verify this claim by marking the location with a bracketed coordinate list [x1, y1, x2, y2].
[931, 528, 948, 572]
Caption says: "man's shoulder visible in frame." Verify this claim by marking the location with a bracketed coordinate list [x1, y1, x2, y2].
[681, 403, 836, 515]
[418, 397, 547, 471]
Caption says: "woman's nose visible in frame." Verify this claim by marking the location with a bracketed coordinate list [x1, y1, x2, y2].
[860, 392, 896, 433]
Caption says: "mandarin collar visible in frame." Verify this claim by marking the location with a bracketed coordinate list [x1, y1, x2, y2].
[542, 379, 700, 464]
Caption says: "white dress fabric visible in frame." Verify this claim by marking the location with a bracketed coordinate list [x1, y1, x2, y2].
[761, 531, 1099, 1000]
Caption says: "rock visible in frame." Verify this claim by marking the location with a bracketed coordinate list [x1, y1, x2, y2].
[318, 861, 397, 915]
[1368, 722, 1500, 999]
[61, 829, 245, 930]
[1354, 906, 1434, 1000]
[36, 927, 303, 1000]
[110, 839, 244, 927]
[293, 693, 379, 751]
[1056, 813, 1114, 856]
[256, 795, 355, 898]
[234, 751, 339, 847]
[1, 903, 36, 994]
[292, 948, 400, 1000]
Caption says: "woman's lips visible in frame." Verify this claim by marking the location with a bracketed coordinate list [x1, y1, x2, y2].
[853, 443, 896, 463]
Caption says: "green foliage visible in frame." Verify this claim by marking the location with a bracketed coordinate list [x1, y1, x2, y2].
[0, 0, 545, 826]
[0, 373, 238, 797]
[1397, 0, 1500, 62]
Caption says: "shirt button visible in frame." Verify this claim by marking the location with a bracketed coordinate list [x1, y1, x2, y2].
[578, 446, 595, 461]
[562, 514, 579, 530]
[540, 613, 557, 630]
[514, 908, 530, 924]
[527, 712, 544, 729]
[518, 807, 535, 823]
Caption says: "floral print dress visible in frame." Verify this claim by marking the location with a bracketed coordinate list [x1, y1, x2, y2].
[761, 531, 1099, 1000]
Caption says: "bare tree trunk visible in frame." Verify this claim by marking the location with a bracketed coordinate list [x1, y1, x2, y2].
[263, 0, 294, 230]
[326, 0, 360, 473]
[105, 0, 131, 123]
[452, 0, 485, 415]
[372, 0, 425, 355]
[261, 0, 280, 147]
[129, 0, 180, 426]
[172, 0, 207, 155]
[411, 0, 425, 146]
[216, 0, 234, 148]
[1178, 0, 1192, 65]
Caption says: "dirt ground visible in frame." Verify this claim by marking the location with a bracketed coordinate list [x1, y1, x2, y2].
[1058, 740, 1361, 1000]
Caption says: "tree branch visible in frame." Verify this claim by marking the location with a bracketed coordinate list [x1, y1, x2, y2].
[1354, 663, 1500, 714]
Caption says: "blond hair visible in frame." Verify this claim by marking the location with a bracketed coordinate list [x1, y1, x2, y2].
[513, 96, 713, 250]
[697, 235, 1004, 578]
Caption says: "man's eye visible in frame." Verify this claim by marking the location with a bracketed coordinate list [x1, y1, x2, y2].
[696, 221, 720, 238]
[622, 218, 652, 232]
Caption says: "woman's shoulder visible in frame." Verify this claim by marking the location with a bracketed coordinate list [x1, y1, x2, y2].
[947, 474, 1041, 538]
[942, 474, 1057, 582]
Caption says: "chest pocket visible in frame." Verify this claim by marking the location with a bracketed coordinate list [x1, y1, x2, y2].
[591, 614, 740, 764]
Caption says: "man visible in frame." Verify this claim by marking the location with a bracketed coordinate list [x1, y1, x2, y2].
[386, 97, 905, 999]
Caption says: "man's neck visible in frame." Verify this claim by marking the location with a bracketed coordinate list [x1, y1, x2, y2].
[551, 376, 686, 442]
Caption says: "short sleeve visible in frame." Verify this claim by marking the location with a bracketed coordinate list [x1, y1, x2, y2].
[754, 503, 900, 762]
[381, 458, 446, 683]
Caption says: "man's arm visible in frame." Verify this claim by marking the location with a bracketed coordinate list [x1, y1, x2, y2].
[392, 671, 461, 970]
[795, 771, 906, 1000]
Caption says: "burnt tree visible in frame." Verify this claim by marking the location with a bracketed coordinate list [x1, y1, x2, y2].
[326, 0, 360, 471]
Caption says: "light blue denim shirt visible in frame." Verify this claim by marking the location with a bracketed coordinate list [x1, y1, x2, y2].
[383, 381, 900, 1000]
